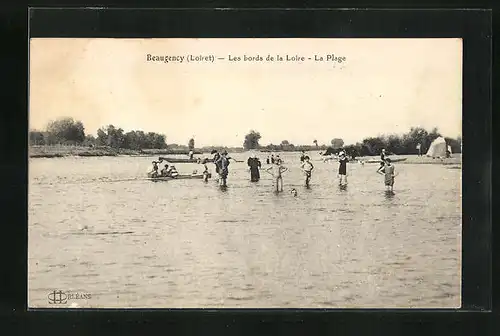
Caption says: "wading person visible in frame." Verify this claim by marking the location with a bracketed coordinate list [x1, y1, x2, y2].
[211, 150, 221, 181]
[338, 151, 349, 186]
[265, 160, 288, 192]
[201, 158, 210, 182]
[215, 150, 230, 187]
[377, 158, 396, 191]
[247, 154, 262, 182]
[380, 148, 387, 161]
[378, 148, 388, 170]
[300, 156, 314, 187]
[300, 150, 307, 162]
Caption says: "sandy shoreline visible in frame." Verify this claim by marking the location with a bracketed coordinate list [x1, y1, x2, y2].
[29, 146, 203, 159]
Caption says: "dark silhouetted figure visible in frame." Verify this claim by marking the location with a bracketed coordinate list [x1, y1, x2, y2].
[247, 155, 262, 182]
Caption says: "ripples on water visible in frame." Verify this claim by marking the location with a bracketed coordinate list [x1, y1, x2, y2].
[28, 153, 461, 308]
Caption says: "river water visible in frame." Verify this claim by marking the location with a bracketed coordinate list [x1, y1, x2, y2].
[28, 152, 461, 308]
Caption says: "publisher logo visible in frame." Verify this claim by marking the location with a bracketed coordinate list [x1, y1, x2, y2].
[48, 290, 67, 304]
[48, 290, 92, 304]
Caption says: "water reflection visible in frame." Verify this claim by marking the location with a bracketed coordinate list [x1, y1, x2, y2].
[384, 190, 395, 199]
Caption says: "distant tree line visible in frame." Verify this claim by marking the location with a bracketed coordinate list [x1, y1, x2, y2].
[95, 125, 167, 149]
[30, 118, 461, 157]
[29, 117, 168, 150]
[342, 127, 462, 158]
[243, 130, 329, 151]
[30, 117, 86, 146]
[242, 127, 461, 156]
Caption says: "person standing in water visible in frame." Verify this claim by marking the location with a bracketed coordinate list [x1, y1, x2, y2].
[300, 155, 314, 187]
[338, 151, 349, 186]
[265, 160, 288, 192]
[380, 148, 387, 161]
[300, 150, 307, 163]
[247, 154, 261, 182]
[211, 150, 221, 179]
[201, 158, 210, 182]
[377, 158, 396, 191]
[378, 148, 388, 170]
[215, 150, 230, 187]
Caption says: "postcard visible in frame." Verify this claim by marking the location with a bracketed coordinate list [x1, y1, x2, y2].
[29, 38, 462, 308]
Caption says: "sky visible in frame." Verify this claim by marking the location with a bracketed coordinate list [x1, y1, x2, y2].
[29, 38, 462, 147]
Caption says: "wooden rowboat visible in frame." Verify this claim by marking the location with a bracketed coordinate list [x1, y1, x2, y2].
[146, 173, 211, 181]
[363, 157, 408, 163]
[158, 157, 214, 163]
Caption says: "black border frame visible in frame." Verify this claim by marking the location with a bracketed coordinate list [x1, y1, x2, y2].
[1, 6, 494, 335]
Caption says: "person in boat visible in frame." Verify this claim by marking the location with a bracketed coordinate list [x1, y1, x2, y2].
[377, 158, 396, 191]
[149, 159, 163, 178]
[300, 155, 314, 187]
[247, 153, 261, 182]
[265, 159, 288, 192]
[338, 151, 349, 186]
[160, 163, 170, 177]
[300, 151, 307, 163]
[215, 150, 230, 186]
[167, 165, 179, 178]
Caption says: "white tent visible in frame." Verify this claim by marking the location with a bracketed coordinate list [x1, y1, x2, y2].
[426, 136, 447, 158]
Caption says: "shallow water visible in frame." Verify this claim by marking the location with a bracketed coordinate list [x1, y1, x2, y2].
[28, 152, 461, 308]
